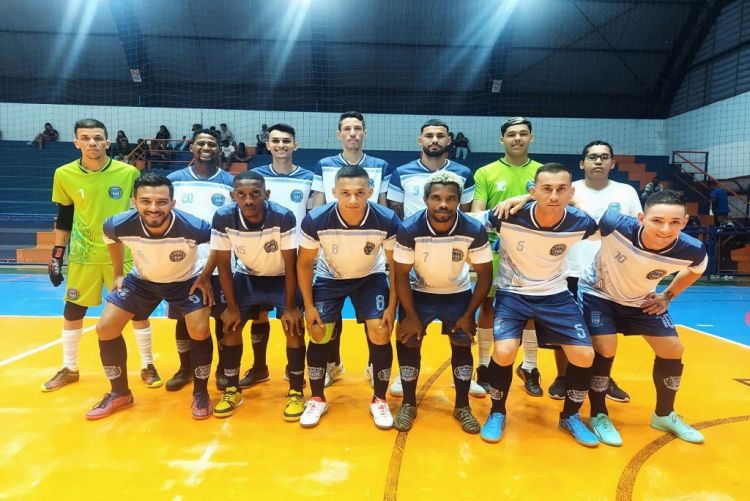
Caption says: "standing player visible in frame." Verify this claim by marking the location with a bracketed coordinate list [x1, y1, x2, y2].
[240, 123, 314, 389]
[579, 190, 707, 445]
[471, 117, 544, 397]
[164, 129, 234, 392]
[297, 165, 401, 429]
[42, 118, 160, 392]
[86, 173, 214, 420]
[393, 171, 493, 433]
[386, 119, 485, 398]
[208, 171, 305, 420]
[310, 111, 391, 387]
[480, 163, 600, 447]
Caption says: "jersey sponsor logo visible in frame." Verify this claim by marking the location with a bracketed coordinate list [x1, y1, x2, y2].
[66, 289, 80, 301]
[211, 193, 226, 206]
[608, 202, 622, 212]
[525, 180, 535, 193]
[290, 189, 304, 203]
[590, 310, 602, 327]
[451, 248, 464, 262]
[363, 241, 376, 255]
[169, 250, 187, 262]
[646, 269, 667, 280]
[549, 243, 567, 256]
[108, 186, 123, 199]
[495, 180, 507, 192]
[263, 240, 279, 253]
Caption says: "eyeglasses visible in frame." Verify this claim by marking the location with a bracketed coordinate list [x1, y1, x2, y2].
[585, 154, 612, 161]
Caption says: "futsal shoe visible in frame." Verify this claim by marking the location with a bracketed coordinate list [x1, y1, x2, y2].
[213, 387, 242, 418]
[364, 363, 374, 388]
[41, 367, 80, 392]
[191, 392, 212, 420]
[453, 406, 481, 434]
[165, 368, 192, 392]
[451, 379, 487, 398]
[475, 365, 491, 392]
[480, 412, 506, 443]
[515, 364, 543, 397]
[650, 412, 704, 444]
[239, 366, 270, 389]
[300, 397, 328, 428]
[606, 379, 630, 403]
[283, 390, 305, 422]
[548, 377, 566, 400]
[393, 403, 418, 432]
[559, 413, 599, 447]
[324, 362, 345, 388]
[590, 413, 623, 446]
[215, 370, 229, 392]
[140, 364, 163, 388]
[369, 397, 394, 430]
[389, 376, 403, 397]
[85, 392, 134, 420]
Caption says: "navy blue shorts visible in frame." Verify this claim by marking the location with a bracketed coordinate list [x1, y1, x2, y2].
[167, 275, 225, 320]
[493, 290, 591, 346]
[313, 274, 389, 324]
[398, 289, 473, 344]
[580, 292, 678, 337]
[227, 273, 302, 321]
[107, 274, 207, 320]
[535, 276, 580, 349]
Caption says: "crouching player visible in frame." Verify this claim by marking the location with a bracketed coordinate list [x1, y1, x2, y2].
[393, 171, 493, 433]
[86, 173, 215, 420]
[579, 190, 707, 445]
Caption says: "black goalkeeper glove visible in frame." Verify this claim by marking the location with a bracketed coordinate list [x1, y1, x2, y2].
[48, 245, 66, 287]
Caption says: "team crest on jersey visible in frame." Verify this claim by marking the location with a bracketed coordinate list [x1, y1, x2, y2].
[66, 289, 80, 301]
[363, 241, 376, 255]
[590, 310, 602, 327]
[646, 269, 667, 280]
[549, 243, 567, 256]
[108, 186, 123, 199]
[290, 189, 304, 203]
[525, 181, 535, 193]
[608, 202, 622, 212]
[451, 248, 464, 262]
[264, 240, 279, 253]
[169, 250, 186, 262]
[495, 181, 507, 192]
[211, 193, 226, 207]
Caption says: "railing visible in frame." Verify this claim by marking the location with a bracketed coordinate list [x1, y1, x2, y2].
[124, 139, 193, 171]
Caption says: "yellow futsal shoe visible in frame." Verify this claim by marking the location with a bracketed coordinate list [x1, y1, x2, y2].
[284, 390, 305, 421]
[213, 387, 243, 418]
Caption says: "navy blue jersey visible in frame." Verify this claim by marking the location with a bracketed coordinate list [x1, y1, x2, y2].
[251, 164, 314, 232]
[312, 153, 390, 203]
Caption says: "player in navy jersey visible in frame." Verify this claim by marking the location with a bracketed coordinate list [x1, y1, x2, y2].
[242, 123, 314, 390]
[202, 171, 306, 420]
[578, 190, 707, 445]
[393, 171, 493, 433]
[310, 112, 391, 388]
[479, 163, 601, 447]
[165, 129, 234, 393]
[297, 165, 401, 429]
[86, 173, 215, 421]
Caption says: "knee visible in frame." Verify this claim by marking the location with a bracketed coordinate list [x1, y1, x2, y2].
[285, 332, 304, 348]
[96, 319, 118, 340]
[593, 342, 617, 359]
[656, 340, 684, 359]
[63, 302, 87, 322]
[492, 345, 516, 366]
[568, 347, 595, 368]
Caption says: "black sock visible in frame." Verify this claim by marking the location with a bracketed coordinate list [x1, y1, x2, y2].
[286, 346, 306, 393]
[214, 318, 225, 373]
[307, 342, 328, 399]
[327, 319, 343, 365]
[395, 341, 420, 406]
[99, 336, 129, 395]
[222, 343, 242, 388]
[653, 357, 683, 416]
[250, 322, 270, 369]
[451, 344, 473, 409]
[190, 337, 214, 395]
[366, 333, 377, 366]
[589, 353, 613, 416]
[562, 362, 592, 418]
[370, 341, 393, 400]
[175, 319, 191, 371]
[487, 359, 512, 414]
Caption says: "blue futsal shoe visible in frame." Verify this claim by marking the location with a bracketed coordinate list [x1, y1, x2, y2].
[480, 412, 506, 443]
[559, 413, 599, 447]
[651, 412, 704, 444]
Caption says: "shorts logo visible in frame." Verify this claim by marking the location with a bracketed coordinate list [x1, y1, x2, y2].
[495, 181, 507, 192]
[525, 181, 535, 193]
[66, 289, 80, 301]
[290, 189, 304, 203]
[211, 193, 226, 206]
[187, 294, 201, 304]
[608, 202, 622, 212]
[590, 310, 602, 327]
[646, 269, 667, 280]
[108, 186, 123, 199]
[451, 248, 464, 262]
[170, 250, 186, 262]
[363, 241, 376, 255]
[315, 302, 325, 315]
[117, 287, 130, 298]
[549, 243, 567, 256]
[264, 240, 279, 253]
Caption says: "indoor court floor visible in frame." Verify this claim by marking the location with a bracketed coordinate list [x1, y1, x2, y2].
[0, 272, 748, 500]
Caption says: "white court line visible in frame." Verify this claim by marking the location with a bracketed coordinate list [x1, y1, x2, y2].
[678, 324, 750, 350]
[0, 325, 97, 368]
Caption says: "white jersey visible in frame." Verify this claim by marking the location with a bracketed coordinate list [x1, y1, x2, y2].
[566, 180, 642, 277]
[578, 209, 707, 307]
[312, 153, 390, 204]
[251, 164, 314, 233]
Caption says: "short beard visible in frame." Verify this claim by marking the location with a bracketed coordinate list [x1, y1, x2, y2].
[422, 146, 446, 158]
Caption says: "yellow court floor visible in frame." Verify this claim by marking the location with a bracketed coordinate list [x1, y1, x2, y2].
[0, 316, 748, 500]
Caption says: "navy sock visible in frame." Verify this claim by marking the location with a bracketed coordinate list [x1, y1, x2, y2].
[175, 319, 191, 371]
[562, 362, 592, 418]
[307, 342, 328, 399]
[250, 322, 270, 369]
[589, 353, 613, 416]
[370, 342, 393, 400]
[451, 344, 473, 408]
[221, 343, 242, 388]
[653, 357, 683, 416]
[214, 318, 225, 372]
[99, 335, 129, 395]
[487, 359, 512, 414]
[286, 346, 306, 393]
[395, 341, 421, 406]
[327, 319, 343, 364]
[190, 337, 214, 395]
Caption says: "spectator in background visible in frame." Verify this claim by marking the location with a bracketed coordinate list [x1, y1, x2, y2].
[455, 132, 470, 160]
[30, 123, 59, 150]
[446, 132, 457, 159]
[110, 136, 133, 161]
[219, 123, 235, 144]
[707, 180, 730, 227]
[230, 142, 253, 164]
[175, 124, 202, 152]
[220, 140, 235, 170]
[641, 176, 664, 203]
[155, 125, 171, 150]
[256, 123, 270, 155]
